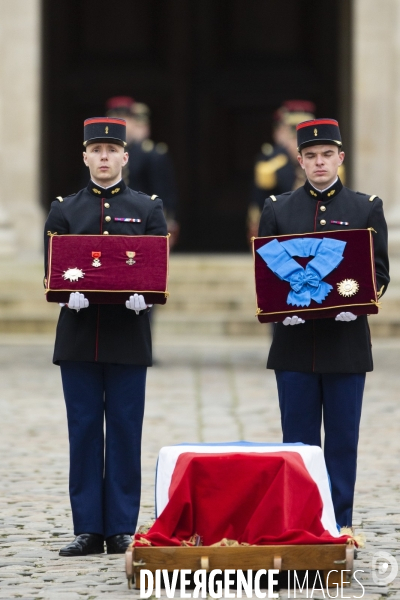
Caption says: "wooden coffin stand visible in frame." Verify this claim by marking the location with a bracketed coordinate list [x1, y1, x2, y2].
[125, 542, 355, 590]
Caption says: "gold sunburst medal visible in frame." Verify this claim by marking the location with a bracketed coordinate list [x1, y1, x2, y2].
[63, 267, 85, 282]
[337, 279, 359, 297]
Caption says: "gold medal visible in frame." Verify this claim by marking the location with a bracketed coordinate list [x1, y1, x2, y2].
[337, 279, 359, 297]
[126, 251, 136, 265]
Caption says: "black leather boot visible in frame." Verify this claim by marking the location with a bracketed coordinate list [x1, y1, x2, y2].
[59, 533, 104, 556]
[106, 534, 132, 554]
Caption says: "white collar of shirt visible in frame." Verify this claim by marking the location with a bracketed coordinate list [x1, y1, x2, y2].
[310, 177, 338, 194]
[90, 179, 122, 190]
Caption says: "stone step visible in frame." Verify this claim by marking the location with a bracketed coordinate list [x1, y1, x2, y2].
[154, 312, 269, 337]
[154, 311, 393, 337]
[0, 256, 399, 337]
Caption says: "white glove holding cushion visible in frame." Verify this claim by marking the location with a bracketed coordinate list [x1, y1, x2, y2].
[282, 316, 305, 326]
[67, 292, 89, 311]
[126, 293, 153, 314]
[335, 312, 357, 322]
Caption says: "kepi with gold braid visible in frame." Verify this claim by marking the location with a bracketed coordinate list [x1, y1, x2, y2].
[297, 118, 342, 151]
[83, 117, 127, 148]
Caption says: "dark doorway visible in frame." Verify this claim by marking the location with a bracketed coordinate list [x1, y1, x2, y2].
[41, 0, 351, 251]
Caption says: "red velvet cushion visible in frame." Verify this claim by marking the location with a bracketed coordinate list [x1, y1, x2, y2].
[46, 234, 169, 304]
[253, 229, 378, 323]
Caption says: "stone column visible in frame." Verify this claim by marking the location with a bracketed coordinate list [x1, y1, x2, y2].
[0, 0, 43, 258]
[353, 0, 400, 232]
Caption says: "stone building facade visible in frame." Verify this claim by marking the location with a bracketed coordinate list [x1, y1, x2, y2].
[0, 0, 398, 256]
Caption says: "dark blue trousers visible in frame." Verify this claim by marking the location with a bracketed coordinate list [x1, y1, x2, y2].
[60, 361, 147, 539]
[275, 370, 365, 528]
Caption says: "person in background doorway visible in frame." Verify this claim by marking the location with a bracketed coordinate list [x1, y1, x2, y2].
[106, 96, 179, 248]
[248, 100, 316, 241]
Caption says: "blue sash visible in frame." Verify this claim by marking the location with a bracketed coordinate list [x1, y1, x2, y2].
[257, 237, 346, 307]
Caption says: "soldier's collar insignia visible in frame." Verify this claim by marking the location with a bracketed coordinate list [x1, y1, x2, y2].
[304, 177, 343, 201]
[87, 179, 126, 198]
[322, 177, 343, 199]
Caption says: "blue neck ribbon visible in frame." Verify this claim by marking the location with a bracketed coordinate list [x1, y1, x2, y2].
[257, 237, 346, 307]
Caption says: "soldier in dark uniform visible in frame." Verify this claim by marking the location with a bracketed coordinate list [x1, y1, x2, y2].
[44, 117, 167, 556]
[248, 101, 316, 240]
[258, 118, 389, 528]
[106, 96, 179, 248]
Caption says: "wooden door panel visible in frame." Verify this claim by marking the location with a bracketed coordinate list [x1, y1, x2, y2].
[42, 0, 344, 251]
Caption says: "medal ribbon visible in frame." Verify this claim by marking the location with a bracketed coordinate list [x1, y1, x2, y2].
[257, 237, 346, 307]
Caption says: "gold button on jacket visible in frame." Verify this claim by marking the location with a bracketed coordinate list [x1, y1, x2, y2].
[104, 202, 110, 208]
[105, 216, 111, 222]
[320, 219, 326, 226]
[320, 205, 326, 212]
[103, 231, 109, 235]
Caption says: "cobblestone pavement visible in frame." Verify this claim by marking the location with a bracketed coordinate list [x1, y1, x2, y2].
[0, 334, 399, 599]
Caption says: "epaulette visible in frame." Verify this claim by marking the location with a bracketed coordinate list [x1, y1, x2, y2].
[356, 192, 379, 202]
[55, 193, 75, 203]
[269, 191, 292, 203]
[255, 153, 289, 189]
[136, 190, 159, 201]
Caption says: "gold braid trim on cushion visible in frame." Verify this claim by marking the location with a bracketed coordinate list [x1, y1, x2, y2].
[131, 536, 152, 547]
[340, 527, 365, 548]
[136, 520, 155, 535]
[210, 538, 251, 547]
[181, 534, 202, 547]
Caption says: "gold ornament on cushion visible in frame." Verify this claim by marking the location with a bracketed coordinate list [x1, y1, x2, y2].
[63, 268, 85, 282]
[126, 251, 136, 265]
[337, 279, 359, 297]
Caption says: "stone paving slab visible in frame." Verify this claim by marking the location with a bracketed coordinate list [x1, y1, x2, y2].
[0, 335, 399, 598]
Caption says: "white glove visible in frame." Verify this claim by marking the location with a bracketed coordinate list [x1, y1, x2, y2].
[283, 316, 305, 326]
[335, 312, 357, 322]
[67, 292, 89, 311]
[126, 294, 152, 314]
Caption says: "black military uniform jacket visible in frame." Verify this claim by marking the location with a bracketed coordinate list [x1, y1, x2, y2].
[258, 178, 390, 373]
[44, 180, 167, 366]
[251, 145, 299, 212]
[126, 141, 178, 220]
